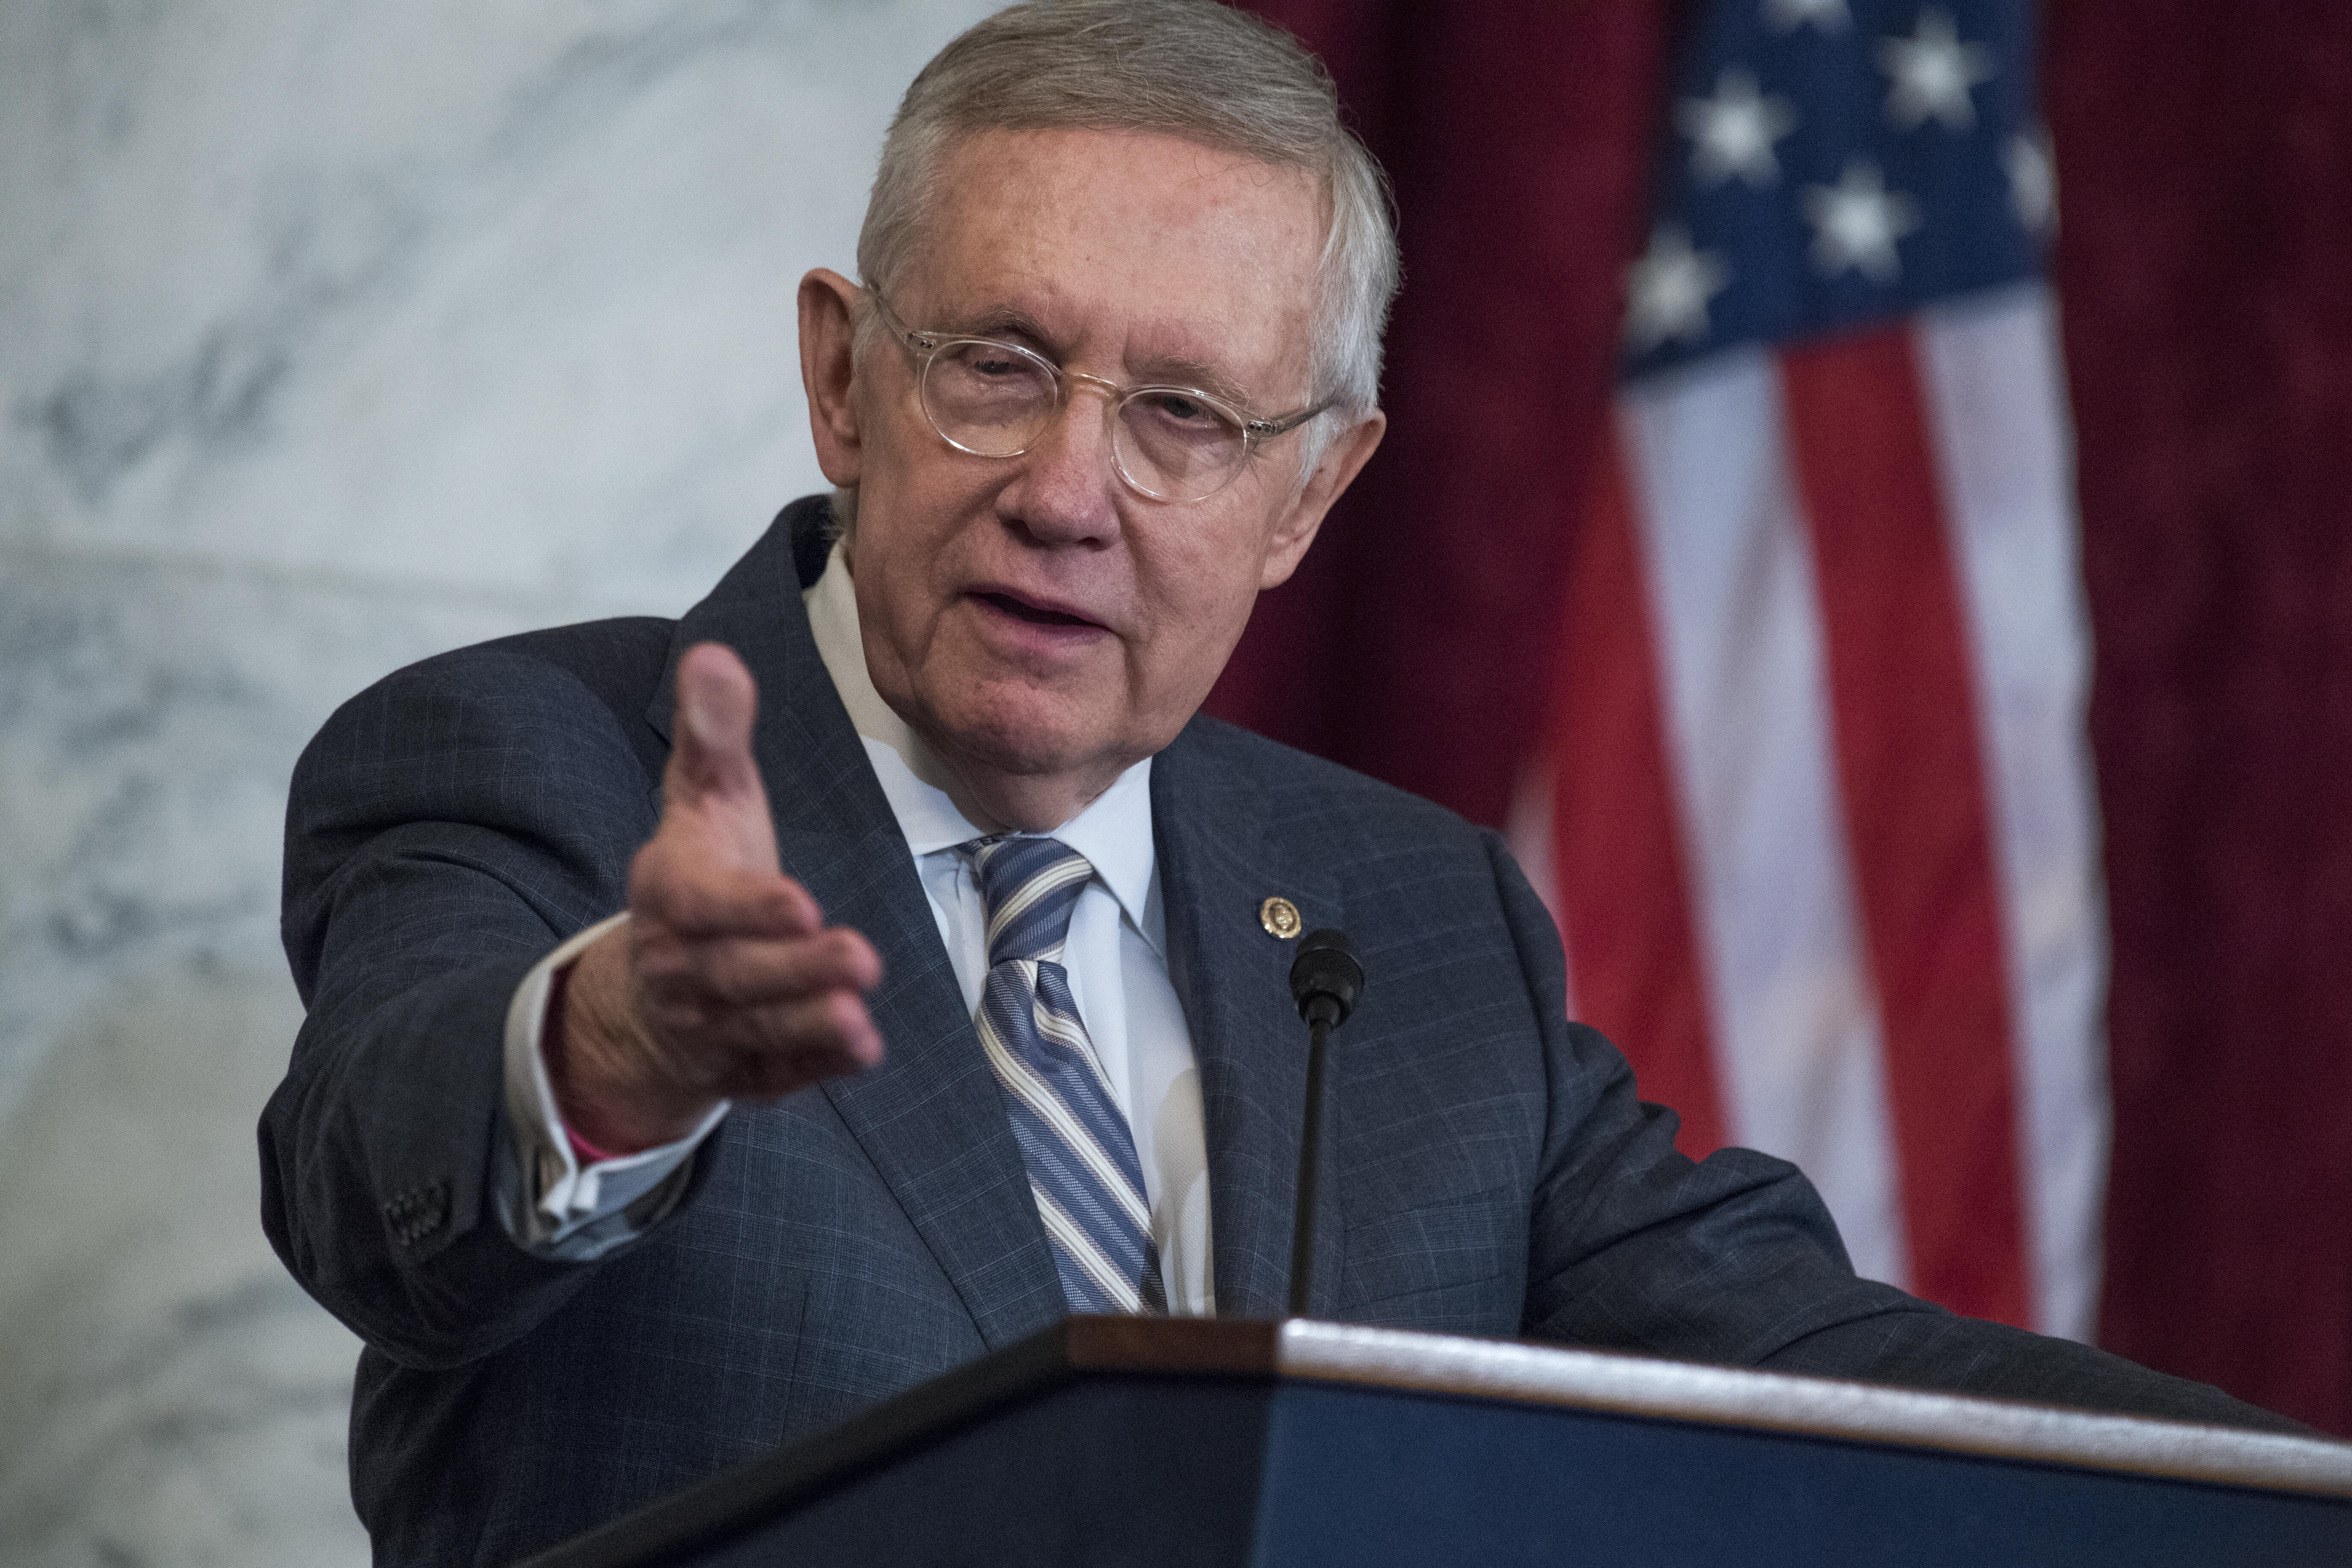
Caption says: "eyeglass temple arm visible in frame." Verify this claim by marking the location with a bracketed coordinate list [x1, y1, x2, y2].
[1247, 401, 1333, 441]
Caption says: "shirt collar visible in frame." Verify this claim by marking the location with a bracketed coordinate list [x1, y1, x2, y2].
[800, 539, 1158, 941]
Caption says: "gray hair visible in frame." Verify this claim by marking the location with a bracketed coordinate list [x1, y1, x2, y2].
[838, 0, 1397, 525]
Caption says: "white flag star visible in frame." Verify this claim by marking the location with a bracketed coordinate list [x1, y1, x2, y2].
[1625, 224, 1732, 351]
[1879, 8, 1996, 132]
[2006, 128, 2057, 234]
[1801, 159, 1921, 283]
[1764, 0, 1850, 32]
[1678, 66, 1799, 188]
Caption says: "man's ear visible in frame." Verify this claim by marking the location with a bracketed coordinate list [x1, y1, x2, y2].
[1258, 409, 1386, 591]
[799, 268, 864, 487]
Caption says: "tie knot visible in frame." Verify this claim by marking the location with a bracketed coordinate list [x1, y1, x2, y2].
[962, 836, 1093, 966]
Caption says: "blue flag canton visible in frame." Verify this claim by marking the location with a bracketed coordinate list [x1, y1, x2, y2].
[1623, 0, 2051, 380]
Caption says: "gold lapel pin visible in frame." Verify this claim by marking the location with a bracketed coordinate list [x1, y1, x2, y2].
[1259, 896, 1303, 940]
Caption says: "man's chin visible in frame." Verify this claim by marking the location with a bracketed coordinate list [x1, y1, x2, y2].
[936, 707, 1111, 781]
[915, 685, 1164, 818]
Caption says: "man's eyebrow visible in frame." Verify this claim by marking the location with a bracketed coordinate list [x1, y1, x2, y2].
[943, 304, 1056, 345]
[1135, 354, 1258, 410]
[937, 303, 1264, 412]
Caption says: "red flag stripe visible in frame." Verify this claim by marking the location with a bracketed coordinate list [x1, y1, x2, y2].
[1778, 326, 2032, 1328]
[1544, 427, 1728, 1157]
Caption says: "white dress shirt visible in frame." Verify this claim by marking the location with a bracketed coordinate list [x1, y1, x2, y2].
[498, 542, 1216, 1314]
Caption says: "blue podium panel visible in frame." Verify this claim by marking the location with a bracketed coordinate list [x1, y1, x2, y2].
[1256, 1381, 2352, 1568]
[692, 1378, 1269, 1568]
[519, 1319, 2352, 1568]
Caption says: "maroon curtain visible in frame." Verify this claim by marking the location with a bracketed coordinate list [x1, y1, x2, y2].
[1210, 0, 1671, 826]
[2052, 1, 2352, 1434]
[1224, 0, 2352, 1433]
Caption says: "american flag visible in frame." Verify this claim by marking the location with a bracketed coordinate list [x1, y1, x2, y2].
[1509, 0, 2100, 1335]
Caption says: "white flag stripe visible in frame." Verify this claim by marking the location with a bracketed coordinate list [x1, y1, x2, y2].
[1034, 1184, 1141, 1313]
[1619, 350, 1910, 1289]
[977, 1001, 1154, 1235]
[1919, 284, 2109, 1340]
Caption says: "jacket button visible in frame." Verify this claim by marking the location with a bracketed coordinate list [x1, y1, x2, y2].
[384, 1179, 451, 1248]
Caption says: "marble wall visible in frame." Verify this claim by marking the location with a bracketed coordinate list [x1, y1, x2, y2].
[0, 2, 998, 1560]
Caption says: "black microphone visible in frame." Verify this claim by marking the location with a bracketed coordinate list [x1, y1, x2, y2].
[1287, 928, 1364, 1317]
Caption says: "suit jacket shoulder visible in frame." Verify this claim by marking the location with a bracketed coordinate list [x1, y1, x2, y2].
[279, 614, 675, 1000]
[1175, 708, 1488, 836]
[281, 493, 832, 1009]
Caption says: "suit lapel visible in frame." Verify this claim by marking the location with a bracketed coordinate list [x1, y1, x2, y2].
[1152, 723, 1341, 1318]
[649, 504, 1064, 1349]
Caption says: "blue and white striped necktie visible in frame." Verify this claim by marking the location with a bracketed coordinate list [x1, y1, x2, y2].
[962, 834, 1165, 1315]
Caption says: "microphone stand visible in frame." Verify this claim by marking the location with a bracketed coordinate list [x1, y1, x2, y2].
[1288, 1006, 1336, 1318]
[1287, 929, 1363, 1319]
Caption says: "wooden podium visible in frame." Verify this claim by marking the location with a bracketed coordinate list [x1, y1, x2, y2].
[519, 1317, 2352, 1567]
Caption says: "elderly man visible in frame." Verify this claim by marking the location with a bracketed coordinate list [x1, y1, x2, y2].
[261, 2, 2285, 1562]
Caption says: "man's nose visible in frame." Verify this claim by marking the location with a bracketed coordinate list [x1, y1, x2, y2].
[1000, 374, 1124, 544]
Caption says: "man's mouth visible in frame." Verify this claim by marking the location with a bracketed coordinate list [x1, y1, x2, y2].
[974, 590, 1102, 630]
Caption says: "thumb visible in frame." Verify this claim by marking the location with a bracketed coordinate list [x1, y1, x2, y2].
[666, 642, 778, 871]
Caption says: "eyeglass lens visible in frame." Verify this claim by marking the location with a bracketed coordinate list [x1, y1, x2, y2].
[920, 339, 1249, 502]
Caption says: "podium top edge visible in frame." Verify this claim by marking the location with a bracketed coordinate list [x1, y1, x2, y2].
[516, 1317, 2352, 1568]
[1057, 1316, 2352, 1500]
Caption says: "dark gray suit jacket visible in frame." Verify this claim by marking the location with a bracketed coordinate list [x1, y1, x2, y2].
[263, 497, 2283, 1566]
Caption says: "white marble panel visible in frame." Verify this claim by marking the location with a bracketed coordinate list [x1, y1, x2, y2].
[0, 1, 1001, 1559]
[0, 516, 613, 1568]
[0, 968, 368, 1568]
[1, 0, 996, 608]
[0, 552, 577, 1120]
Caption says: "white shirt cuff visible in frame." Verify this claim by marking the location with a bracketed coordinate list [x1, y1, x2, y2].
[499, 912, 729, 1256]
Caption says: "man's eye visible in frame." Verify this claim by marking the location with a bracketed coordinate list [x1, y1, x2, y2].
[1141, 392, 1208, 424]
[971, 354, 1027, 378]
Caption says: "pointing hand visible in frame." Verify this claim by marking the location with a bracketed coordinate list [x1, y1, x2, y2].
[552, 642, 884, 1152]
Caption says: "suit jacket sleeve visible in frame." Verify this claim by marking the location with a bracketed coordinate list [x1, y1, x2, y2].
[259, 627, 686, 1370]
[1491, 832, 2300, 1432]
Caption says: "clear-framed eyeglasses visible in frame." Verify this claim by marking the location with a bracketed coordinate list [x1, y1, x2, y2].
[865, 288, 1328, 504]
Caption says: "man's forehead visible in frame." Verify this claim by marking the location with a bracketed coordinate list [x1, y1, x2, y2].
[897, 127, 1322, 386]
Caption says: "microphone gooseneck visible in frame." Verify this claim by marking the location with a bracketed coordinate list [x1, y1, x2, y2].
[1287, 928, 1364, 1318]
